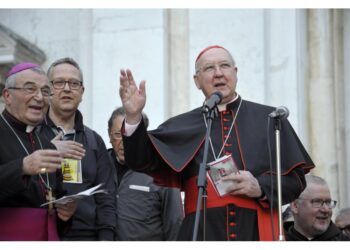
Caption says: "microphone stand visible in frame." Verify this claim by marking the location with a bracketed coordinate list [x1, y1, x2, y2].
[272, 118, 284, 241]
[192, 106, 217, 241]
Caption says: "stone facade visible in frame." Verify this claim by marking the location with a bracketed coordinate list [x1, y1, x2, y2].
[0, 23, 46, 111]
[0, 9, 349, 210]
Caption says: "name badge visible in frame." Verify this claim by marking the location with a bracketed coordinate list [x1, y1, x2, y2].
[129, 185, 150, 192]
[61, 158, 83, 184]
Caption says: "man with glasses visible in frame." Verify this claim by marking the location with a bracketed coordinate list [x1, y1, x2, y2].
[107, 107, 183, 240]
[38, 58, 116, 240]
[286, 174, 350, 240]
[119, 45, 314, 240]
[335, 207, 350, 238]
[0, 63, 76, 240]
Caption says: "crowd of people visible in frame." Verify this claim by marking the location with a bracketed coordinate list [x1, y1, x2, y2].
[0, 45, 349, 241]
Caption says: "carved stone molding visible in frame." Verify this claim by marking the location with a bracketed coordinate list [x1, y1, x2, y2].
[0, 23, 46, 109]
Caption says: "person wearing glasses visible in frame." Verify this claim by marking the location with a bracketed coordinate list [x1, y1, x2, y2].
[286, 174, 350, 241]
[107, 107, 183, 240]
[38, 58, 116, 240]
[335, 207, 350, 238]
[0, 63, 77, 240]
[119, 45, 315, 241]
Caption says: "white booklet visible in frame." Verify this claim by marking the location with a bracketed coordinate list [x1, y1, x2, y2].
[40, 183, 107, 207]
[207, 155, 239, 197]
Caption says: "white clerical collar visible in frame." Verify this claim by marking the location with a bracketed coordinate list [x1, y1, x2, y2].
[217, 93, 240, 112]
[26, 125, 35, 133]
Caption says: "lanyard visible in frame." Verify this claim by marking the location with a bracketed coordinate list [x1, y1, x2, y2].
[51, 126, 76, 142]
[203, 98, 243, 160]
[0, 113, 51, 192]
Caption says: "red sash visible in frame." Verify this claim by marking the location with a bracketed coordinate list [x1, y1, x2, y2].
[0, 207, 59, 241]
[184, 176, 280, 241]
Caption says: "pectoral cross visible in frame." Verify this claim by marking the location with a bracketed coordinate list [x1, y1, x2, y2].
[46, 188, 55, 214]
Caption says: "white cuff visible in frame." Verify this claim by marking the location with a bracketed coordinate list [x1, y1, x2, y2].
[124, 120, 141, 136]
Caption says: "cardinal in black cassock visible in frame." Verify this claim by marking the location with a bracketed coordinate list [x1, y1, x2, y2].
[120, 45, 315, 241]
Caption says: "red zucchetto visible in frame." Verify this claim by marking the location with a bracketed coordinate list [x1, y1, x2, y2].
[195, 45, 229, 62]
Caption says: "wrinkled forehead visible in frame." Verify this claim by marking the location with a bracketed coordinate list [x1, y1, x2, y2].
[16, 69, 49, 87]
[196, 48, 234, 66]
[300, 183, 331, 199]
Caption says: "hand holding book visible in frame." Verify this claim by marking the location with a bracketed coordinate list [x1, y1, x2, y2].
[219, 169, 264, 199]
[207, 155, 239, 197]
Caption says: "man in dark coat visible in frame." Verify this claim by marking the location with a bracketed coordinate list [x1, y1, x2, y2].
[286, 175, 350, 241]
[107, 107, 183, 240]
[119, 45, 314, 240]
[0, 63, 76, 240]
[38, 57, 116, 240]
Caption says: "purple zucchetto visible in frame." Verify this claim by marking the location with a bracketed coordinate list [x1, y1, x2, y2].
[6, 62, 40, 78]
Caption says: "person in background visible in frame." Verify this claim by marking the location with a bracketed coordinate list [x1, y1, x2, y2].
[38, 58, 116, 240]
[335, 207, 350, 238]
[108, 106, 183, 240]
[0, 63, 76, 240]
[119, 45, 314, 240]
[286, 174, 350, 241]
[282, 205, 294, 232]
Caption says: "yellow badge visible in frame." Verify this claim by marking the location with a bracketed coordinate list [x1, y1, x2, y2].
[61, 158, 83, 184]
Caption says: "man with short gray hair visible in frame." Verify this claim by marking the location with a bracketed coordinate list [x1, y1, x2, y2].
[0, 62, 76, 240]
[107, 106, 183, 240]
[286, 175, 349, 241]
[119, 45, 314, 241]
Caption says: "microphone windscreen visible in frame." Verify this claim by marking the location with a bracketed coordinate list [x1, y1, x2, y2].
[212, 91, 223, 104]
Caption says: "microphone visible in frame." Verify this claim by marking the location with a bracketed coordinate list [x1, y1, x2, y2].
[269, 106, 289, 120]
[204, 91, 223, 110]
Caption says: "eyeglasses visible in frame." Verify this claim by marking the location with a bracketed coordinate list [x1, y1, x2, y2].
[51, 80, 83, 90]
[298, 198, 337, 209]
[197, 61, 234, 74]
[110, 132, 122, 140]
[8, 85, 52, 97]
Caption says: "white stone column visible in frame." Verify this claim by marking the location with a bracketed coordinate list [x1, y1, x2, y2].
[306, 9, 342, 205]
[164, 9, 189, 118]
[331, 10, 347, 208]
[78, 9, 93, 127]
[342, 10, 350, 207]
[263, 9, 308, 143]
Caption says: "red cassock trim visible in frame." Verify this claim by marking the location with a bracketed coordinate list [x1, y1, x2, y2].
[183, 175, 280, 241]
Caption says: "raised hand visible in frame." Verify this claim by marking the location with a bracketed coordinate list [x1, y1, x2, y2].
[119, 69, 146, 124]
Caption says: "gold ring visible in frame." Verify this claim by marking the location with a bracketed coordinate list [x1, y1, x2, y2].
[40, 167, 47, 173]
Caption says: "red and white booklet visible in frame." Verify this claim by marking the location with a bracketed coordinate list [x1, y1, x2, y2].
[207, 155, 239, 197]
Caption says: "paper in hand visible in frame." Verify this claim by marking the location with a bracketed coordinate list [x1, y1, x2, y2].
[208, 155, 238, 197]
[40, 183, 107, 207]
